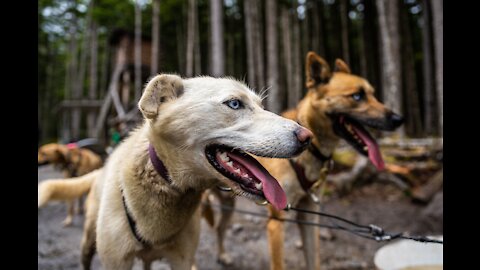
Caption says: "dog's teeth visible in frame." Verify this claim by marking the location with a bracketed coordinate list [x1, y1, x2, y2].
[234, 168, 241, 174]
[217, 185, 232, 192]
[255, 182, 263, 190]
[219, 152, 229, 162]
[242, 173, 250, 178]
[226, 161, 233, 167]
[255, 199, 268, 205]
[363, 146, 368, 151]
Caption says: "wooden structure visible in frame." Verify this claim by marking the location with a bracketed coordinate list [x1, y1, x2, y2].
[59, 29, 153, 145]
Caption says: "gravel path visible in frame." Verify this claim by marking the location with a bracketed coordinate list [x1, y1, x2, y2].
[38, 165, 442, 270]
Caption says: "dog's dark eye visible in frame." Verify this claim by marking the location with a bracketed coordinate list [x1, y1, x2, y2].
[225, 99, 243, 110]
[351, 91, 365, 101]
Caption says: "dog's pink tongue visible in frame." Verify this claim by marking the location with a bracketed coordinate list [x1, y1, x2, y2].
[227, 152, 287, 210]
[249, 167, 287, 210]
[352, 126, 385, 171]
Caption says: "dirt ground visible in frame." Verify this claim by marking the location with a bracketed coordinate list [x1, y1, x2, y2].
[38, 164, 443, 270]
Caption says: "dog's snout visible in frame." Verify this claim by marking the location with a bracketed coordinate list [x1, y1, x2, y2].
[388, 112, 404, 128]
[294, 127, 313, 146]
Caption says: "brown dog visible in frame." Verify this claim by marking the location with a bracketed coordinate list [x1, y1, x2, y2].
[208, 51, 403, 269]
[38, 143, 103, 226]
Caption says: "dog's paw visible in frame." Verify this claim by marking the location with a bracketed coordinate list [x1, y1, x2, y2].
[62, 216, 73, 227]
[217, 253, 233, 266]
[319, 228, 335, 241]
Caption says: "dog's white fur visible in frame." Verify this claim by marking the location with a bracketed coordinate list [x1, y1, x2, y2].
[76, 74, 309, 270]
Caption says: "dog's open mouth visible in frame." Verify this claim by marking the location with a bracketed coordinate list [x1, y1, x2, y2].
[205, 145, 287, 210]
[332, 115, 385, 170]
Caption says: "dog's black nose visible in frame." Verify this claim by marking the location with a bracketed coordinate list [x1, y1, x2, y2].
[294, 127, 313, 147]
[389, 113, 404, 128]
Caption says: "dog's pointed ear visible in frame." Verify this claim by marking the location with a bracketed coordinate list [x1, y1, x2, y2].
[306, 52, 332, 88]
[55, 145, 69, 161]
[138, 74, 184, 119]
[334, 59, 351, 74]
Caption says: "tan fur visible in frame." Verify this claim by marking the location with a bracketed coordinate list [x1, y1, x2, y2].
[263, 52, 401, 270]
[207, 51, 402, 270]
[38, 143, 103, 226]
[40, 74, 310, 270]
[38, 169, 100, 207]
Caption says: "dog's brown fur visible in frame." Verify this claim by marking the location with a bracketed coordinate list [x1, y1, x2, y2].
[209, 52, 403, 269]
[38, 143, 103, 226]
[261, 52, 403, 270]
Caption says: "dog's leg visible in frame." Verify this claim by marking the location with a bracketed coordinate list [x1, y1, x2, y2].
[101, 257, 134, 270]
[77, 195, 84, 215]
[296, 196, 321, 270]
[62, 200, 74, 227]
[81, 193, 97, 270]
[80, 217, 96, 270]
[165, 208, 201, 270]
[267, 206, 285, 270]
[142, 259, 152, 270]
[212, 188, 235, 265]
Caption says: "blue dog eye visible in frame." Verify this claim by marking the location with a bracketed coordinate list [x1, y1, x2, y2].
[225, 99, 242, 110]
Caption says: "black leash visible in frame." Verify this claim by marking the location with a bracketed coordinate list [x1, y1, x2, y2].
[203, 202, 443, 244]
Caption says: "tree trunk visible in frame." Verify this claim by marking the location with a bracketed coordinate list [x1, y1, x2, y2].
[290, 9, 302, 109]
[176, 19, 186, 75]
[311, 0, 326, 57]
[95, 44, 127, 139]
[134, 0, 142, 103]
[253, 0, 265, 89]
[63, 0, 78, 142]
[363, 0, 381, 97]
[210, 0, 224, 76]
[376, 0, 403, 134]
[339, 0, 350, 64]
[186, 0, 197, 77]
[64, 0, 77, 142]
[400, 2, 422, 136]
[100, 39, 110, 99]
[431, 0, 443, 136]
[194, 4, 202, 75]
[121, 71, 131, 108]
[87, 22, 98, 138]
[281, 7, 293, 109]
[244, 0, 256, 88]
[72, 0, 94, 141]
[151, 0, 160, 76]
[421, 0, 435, 135]
[265, 0, 282, 114]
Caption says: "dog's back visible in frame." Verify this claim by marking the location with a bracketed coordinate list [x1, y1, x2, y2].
[38, 169, 101, 207]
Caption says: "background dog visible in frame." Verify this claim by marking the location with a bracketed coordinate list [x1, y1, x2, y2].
[206, 51, 404, 270]
[38, 143, 103, 226]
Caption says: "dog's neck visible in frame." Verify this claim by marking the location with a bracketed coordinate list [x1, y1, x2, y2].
[297, 91, 339, 158]
[292, 91, 339, 183]
[120, 124, 215, 245]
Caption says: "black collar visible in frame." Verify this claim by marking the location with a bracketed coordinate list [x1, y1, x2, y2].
[121, 191, 151, 247]
[289, 159, 315, 192]
[295, 118, 332, 163]
[308, 143, 332, 163]
[292, 119, 333, 193]
[120, 144, 171, 247]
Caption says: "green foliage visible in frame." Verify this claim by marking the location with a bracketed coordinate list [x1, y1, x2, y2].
[38, 0, 439, 143]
